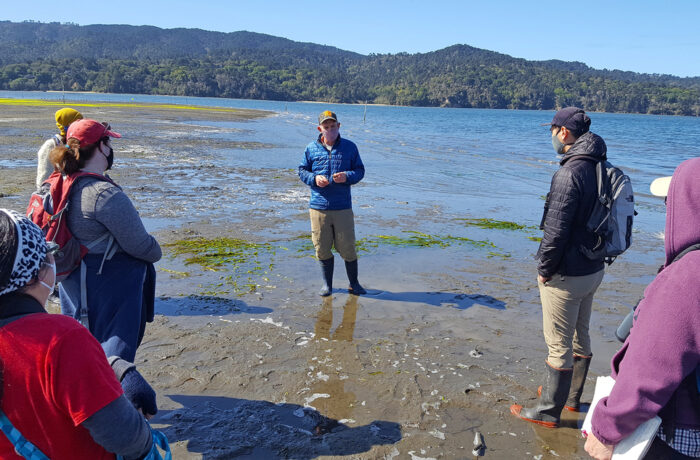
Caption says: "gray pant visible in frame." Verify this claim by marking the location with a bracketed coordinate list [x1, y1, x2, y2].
[538, 269, 604, 369]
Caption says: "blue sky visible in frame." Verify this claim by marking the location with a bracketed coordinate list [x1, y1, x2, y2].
[4, 0, 699, 77]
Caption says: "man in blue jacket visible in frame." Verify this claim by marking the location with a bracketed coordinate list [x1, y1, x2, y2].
[511, 107, 607, 428]
[298, 111, 366, 296]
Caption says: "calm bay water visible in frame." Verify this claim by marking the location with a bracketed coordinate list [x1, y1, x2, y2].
[2, 90, 699, 242]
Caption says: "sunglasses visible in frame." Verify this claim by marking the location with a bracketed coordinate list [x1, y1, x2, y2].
[46, 241, 60, 256]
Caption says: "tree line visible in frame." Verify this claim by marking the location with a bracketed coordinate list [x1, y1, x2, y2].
[1, 22, 698, 116]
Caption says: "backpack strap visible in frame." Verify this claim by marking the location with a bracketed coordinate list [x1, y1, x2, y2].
[594, 160, 609, 207]
[0, 410, 50, 460]
[77, 234, 116, 329]
[79, 260, 90, 330]
[116, 427, 172, 460]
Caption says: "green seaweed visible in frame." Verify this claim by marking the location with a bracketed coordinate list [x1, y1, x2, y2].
[164, 237, 270, 269]
[288, 230, 507, 257]
[158, 267, 191, 279]
[164, 237, 275, 295]
[359, 231, 497, 250]
[528, 236, 542, 242]
[457, 218, 531, 231]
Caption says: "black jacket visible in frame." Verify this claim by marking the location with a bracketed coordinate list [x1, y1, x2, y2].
[536, 131, 607, 277]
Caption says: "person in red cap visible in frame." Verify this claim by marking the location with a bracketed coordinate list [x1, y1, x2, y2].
[511, 107, 609, 428]
[49, 120, 161, 389]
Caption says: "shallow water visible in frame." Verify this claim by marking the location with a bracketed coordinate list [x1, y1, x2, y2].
[3, 91, 698, 240]
[2, 92, 698, 459]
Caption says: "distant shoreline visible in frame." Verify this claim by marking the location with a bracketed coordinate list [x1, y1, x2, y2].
[1, 90, 696, 118]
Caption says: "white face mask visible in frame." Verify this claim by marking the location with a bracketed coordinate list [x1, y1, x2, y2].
[38, 261, 56, 293]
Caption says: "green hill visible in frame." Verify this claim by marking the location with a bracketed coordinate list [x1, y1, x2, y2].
[1, 21, 698, 115]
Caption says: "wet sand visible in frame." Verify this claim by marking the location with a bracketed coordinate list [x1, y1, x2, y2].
[1, 101, 664, 459]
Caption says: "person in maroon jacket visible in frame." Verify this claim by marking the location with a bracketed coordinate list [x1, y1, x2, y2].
[585, 158, 700, 460]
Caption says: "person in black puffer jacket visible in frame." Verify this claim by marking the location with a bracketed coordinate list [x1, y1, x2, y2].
[511, 107, 607, 428]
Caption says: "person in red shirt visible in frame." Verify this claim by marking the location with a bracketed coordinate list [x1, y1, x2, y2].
[0, 209, 153, 459]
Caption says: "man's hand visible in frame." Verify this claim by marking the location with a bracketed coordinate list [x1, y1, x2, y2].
[315, 175, 329, 187]
[538, 274, 552, 284]
[584, 432, 614, 460]
[332, 172, 347, 183]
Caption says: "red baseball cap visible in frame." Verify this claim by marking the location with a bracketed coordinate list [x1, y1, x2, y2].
[67, 119, 121, 146]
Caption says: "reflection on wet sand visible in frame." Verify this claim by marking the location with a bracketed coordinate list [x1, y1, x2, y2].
[309, 295, 360, 423]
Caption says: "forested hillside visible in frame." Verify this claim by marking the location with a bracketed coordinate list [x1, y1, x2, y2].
[1, 21, 699, 115]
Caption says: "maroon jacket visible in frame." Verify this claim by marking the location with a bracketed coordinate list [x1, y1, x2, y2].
[592, 157, 700, 445]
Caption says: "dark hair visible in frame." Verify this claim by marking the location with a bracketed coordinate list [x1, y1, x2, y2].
[0, 212, 18, 293]
[50, 137, 100, 175]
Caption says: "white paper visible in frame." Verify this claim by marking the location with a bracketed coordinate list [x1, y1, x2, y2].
[582, 376, 662, 460]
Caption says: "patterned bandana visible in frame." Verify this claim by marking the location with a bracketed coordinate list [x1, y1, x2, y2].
[0, 209, 47, 296]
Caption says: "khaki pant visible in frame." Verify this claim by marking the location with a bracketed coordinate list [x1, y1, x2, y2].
[309, 208, 357, 261]
[539, 269, 604, 369]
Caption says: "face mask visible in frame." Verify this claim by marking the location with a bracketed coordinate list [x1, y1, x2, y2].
[38, 261, 56, 293]
[100, 141, 114, 170]
[322, 127, 339, 145]
[552, 131, 567, 155]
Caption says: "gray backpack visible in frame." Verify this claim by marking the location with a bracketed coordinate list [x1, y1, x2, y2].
[580, 160, 636, 264]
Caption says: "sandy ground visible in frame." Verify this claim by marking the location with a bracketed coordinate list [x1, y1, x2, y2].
[0, 101, 664, 459]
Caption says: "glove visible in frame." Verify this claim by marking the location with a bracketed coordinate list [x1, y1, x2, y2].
[108, 356, 158, 417]
[121, 367, 158, 417]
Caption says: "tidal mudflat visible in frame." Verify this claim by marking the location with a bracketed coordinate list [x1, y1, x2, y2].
[0, 99, 664, 459]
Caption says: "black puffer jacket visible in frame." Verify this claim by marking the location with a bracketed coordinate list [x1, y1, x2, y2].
[536, 131, 607, 277]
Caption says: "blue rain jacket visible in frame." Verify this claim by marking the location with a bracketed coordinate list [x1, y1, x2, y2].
[298, 135, 365, 210]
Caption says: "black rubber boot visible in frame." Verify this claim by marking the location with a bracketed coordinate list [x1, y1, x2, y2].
[565, 355, 591, 412]
[319, 257, 334, 296]
[344, 259, 367, 295]
[510, 362, 573, 428]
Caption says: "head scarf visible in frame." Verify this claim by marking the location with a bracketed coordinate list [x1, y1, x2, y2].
[0, 209, 47, 296]
[55, 108, 83, 137]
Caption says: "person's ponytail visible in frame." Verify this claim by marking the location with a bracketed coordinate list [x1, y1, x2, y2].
[50, 138, 89, 175]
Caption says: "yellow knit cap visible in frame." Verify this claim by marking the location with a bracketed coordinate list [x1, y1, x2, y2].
[55, 108, 83, 137]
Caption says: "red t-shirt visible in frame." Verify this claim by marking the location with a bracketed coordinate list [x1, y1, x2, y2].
[0, 313, 123, 459]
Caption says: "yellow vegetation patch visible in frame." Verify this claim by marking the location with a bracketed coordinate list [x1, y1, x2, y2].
[0, 97, 261, 115]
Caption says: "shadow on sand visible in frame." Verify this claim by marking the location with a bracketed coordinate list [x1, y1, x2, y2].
[152, 394, 402, 459]
[368, 290, 506, 310]
[155, 295, 274, 317]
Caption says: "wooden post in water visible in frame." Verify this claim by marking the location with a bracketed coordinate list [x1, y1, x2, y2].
[363, 102, 367, 124]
